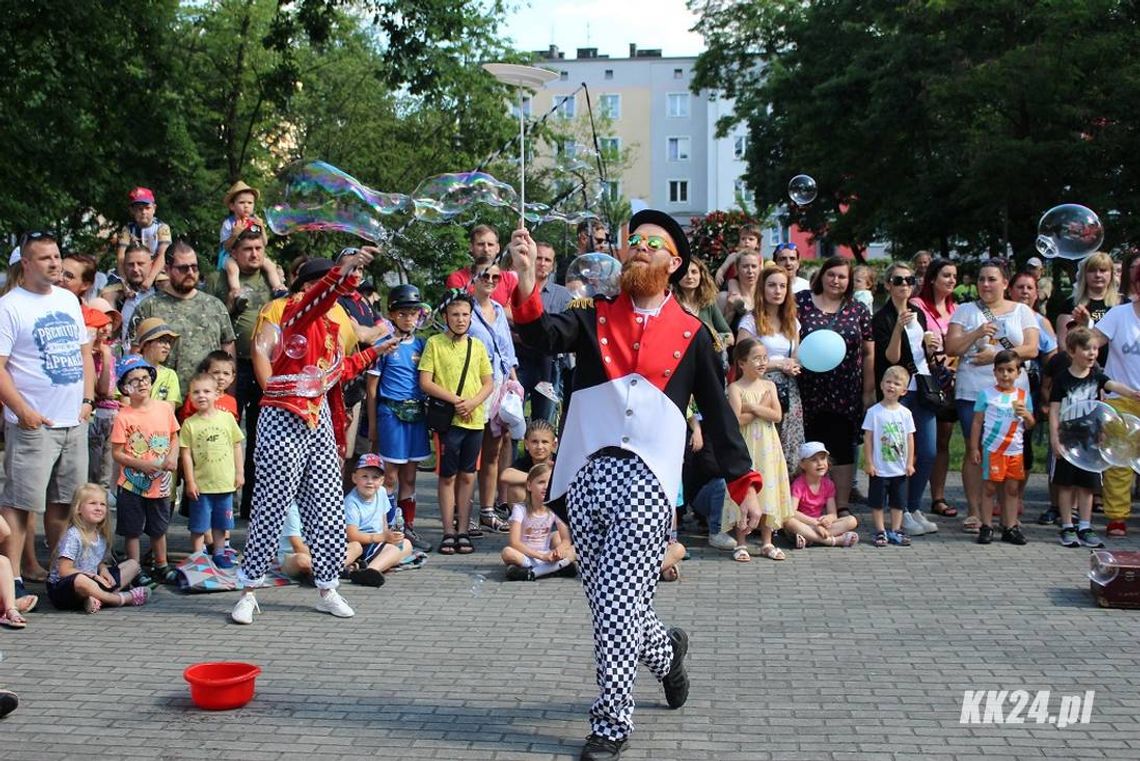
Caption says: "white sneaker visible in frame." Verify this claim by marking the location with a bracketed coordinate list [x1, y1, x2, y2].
[914, 511, 938, 533]
[901, 512, 927, 536]
[230, 593, 260, 625]
[315, 589, 355, 618]
[708, 532, 736, 551]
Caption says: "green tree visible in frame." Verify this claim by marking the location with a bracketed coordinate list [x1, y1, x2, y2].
[691, 0, 1140, 261]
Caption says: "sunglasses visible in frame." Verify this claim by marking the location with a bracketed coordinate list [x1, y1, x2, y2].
[19, 230, 57, 246]
[627, 233, 676, 253]
[774, 242, 798, 252]
[236, 223, 264, 240]
[889, 275, 917, 287]
[477, 272, 501, 284]
[171, 262, 200, 273]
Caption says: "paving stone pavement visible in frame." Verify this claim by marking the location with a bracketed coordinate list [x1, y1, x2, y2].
[2, 473, 1138, 760]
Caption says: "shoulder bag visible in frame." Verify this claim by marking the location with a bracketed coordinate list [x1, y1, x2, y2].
[425, 337, 473, 434]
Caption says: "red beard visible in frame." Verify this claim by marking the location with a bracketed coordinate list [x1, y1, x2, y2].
[620, 256, 671, 300]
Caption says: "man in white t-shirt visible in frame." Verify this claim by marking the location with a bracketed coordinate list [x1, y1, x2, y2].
[0, 233, 94, 598]
[774, 242, 811, 293]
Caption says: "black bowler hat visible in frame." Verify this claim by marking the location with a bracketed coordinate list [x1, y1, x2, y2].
[628, 209, 691, 283]
[289, 258, 335, 293]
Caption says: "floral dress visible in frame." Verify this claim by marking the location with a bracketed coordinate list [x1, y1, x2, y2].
[721, 386, 793, 530]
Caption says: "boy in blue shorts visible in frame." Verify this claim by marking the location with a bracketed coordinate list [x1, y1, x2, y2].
[366, 284, 431, 551]
[344, 454, 412, 587]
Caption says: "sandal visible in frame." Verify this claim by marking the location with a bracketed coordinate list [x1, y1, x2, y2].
[873, 531, 888, 548]
[732, 546, 751, 562]
[840, 531, 860, 547]
[455, 534, 475, 554]
[963, 516, 981, 534]
[16, 594, 38, 614]
[480, 512, 511, 533]
[793, 533, 807, 550]
[438, 534, 458, 555]
[659, 565, 680, 582]
[930, 499, 958, 518]
[85, 597, 103, 614]
[758, 544, 785, 561]
[0, 607, 27, 629]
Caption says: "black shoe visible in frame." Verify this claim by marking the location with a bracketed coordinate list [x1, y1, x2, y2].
[13, 578, 28, 600]
[349, 567, 386, 587]
[977, 525, 994, 545]
[0, 688, 18, 719]
[1001, 526, 1028, 545]
[404, 526, 433, 553]
[555, 562, 579, 579]
[1037, 507, 1059, 525]
[505, 565, 535, 582]
[662, 627, 690, 709]
[580, 734, 627, 761]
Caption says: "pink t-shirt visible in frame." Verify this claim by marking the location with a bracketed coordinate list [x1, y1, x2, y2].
[791, 475, 836, 519]
[510, 503, 559, 553]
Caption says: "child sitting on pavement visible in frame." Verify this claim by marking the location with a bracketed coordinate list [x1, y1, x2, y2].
[501, 463, 577, 581]
[343, 454, 412, 587]
[783, 442, 860, 548]
[46, 484, 150, 613]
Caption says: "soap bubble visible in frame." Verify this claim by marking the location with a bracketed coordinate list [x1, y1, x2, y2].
[254, 322, 282, 363]
[523, 202, 551, 224]
[266, 161, 409, 242]
[1057, 399, 1120, 473]
[413, 171, 517, 211]
[788, 174, 818, 205]
[1037, 204, 1104, 260]
[299, 365, 323, 396]
[284, 334, 308, 360]
[566, 253, 621, 298]
[1102, 412, 1140, 469]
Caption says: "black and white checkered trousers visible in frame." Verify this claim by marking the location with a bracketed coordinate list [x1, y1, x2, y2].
[237, 401, 346, 591]
[567, 453, 675, 741]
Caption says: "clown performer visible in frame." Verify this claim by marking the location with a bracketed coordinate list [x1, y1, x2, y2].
[509, 211, 764, 761]
[230, 247, 396, 624]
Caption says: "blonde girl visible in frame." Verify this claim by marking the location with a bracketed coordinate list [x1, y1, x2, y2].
[501, 463, 577, 581]
[722, 337, 793, 561]
[46, 484, 150, 613]
[784, 443, 860, 547]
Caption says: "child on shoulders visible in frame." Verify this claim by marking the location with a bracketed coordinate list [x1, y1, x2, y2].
[501, 463, 577, 581]
[46, 484, 150, 613]
[862, 366, 917, 547]
[343, 454, 412, 587]
[784, 442, 860, 548]
[218, 181, 285, 301]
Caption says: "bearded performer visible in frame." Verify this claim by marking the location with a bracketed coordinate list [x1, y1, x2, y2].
[230, 248, 394, 625]
[509, 211, 764, 761]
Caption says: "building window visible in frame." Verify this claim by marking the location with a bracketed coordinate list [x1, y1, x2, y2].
[557, 95, 576, 119]
[599, 94, 621, 120]
[734, 179, 755, 204]
[668, 180, 689, 204]
[733, 135, 749, 159]
[666, 136, 691, 161]
[599, 136, 621, 157]
[557, 140, 579, 157]
[667, 93, 690, 118]
[559, 70, 569, 81]
[673, 68, 684, 79]
[604, 69, 614, 80]
[510, 96, 532, 119]
[603, 180, 621, 201]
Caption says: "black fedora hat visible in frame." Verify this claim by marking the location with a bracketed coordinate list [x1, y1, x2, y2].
[628, 209, 691, 283]
[290, 258, 335, 293]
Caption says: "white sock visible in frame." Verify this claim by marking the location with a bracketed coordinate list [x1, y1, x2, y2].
[1078, 520, 1092, 531]
[532, 558, 570, 578]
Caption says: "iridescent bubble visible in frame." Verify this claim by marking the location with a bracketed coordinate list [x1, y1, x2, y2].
[1057, 400, 1120, 473]
[566, 253, 621, 298]
[299, 365, 324, 396]
[284, 334, 308, 360]
[267, 161, 409, 242]
[523, 202, 551, 224]
[413, 171, 518, 212]
[1102, 412, 1140, 469]
[411, 198, 454, 223]
[1037, 204, 1104, 260]
[1035, 235, 1059, 258]
[788, 174, 818, 205]
[254, 322, 282, 363]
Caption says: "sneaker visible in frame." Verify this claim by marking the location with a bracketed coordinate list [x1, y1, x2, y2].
[493, 501, 511, 522]
[1077, 528, 1105, 548]
[212, 552, 234, 569]
[662, 627, 690, 708]
[901, 512, 927, 536]
[1001, 526, 1028, 545]
[135, 569, 155, 589]
[403, 526, 433, 553]
[223, 546, 239, 560]
[1107, 520, 1127, 537]
[13, 577, 28, 600]
[977, 525, 994, 545]
[914, 511, 938, 533]
[555, 562, 579, 578]
[315, 589, 355, 618]
[1037, 506, 1060, 525]
[580, 733, 628, 761]
[505, 565, 536, 582]
[886, 530, 911, 546]
[708, 532, 736, 551]
[1058, 526, 1080, 548]
[230, 593, 260, 624]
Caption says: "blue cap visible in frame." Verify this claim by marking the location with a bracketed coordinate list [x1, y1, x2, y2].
[115, 354, 157, 393]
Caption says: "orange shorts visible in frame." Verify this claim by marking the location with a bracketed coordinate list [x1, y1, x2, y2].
[982, 451, 1025, 483]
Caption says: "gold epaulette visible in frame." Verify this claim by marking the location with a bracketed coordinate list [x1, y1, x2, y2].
[568, 296, 595, 310]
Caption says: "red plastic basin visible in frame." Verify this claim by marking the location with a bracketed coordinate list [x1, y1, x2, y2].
[183, 661, 261, 710]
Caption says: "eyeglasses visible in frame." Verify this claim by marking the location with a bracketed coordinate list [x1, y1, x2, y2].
[889, 275, 917, 287]
[19, 230, 57, 246]
[477, 272, 501, 284]
[123, 377, 152, 389]
[627, 233, 676, 253]
[171, 263, 199, 274]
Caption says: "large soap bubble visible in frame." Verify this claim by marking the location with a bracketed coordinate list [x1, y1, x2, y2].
[412, 171, 517, 212]
[1102, 412, 1140, 469]
[1056, 399, 1120, 473]
[299, 365, 324, 396]
[788, 174, 818, 205]
[266, 161, 410, 242]
[284, 334, 308, 360]
[799, 329, 846, 372]
[565, 253, 621, 298]
[1036, 204, 1104, 260]
[254, 322, 283, 363]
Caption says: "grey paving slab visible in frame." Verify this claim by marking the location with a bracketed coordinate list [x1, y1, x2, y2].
[1, 473, 1138, 760]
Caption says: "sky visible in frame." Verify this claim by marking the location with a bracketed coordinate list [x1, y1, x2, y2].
[502, 0, 704, 59]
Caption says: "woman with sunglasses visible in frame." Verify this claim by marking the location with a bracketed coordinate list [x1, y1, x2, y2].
[945, 258, 1039, 533]
[466, 256, 519, 535]
[872, 262, 939, 535]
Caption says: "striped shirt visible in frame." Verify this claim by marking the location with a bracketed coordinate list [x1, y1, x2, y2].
[973, 385, 1032, 456]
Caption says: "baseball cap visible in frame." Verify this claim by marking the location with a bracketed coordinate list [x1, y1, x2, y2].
[128, 187, 156, 205]
[1026, 256, 1044, 269]
[82, 305, 112, 330]
[799, 441, 830, 460]
[354, 453, 385, 472]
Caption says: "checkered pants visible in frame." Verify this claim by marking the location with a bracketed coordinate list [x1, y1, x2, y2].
[567, 454, 675, 741]
[237, 402, 346, 591]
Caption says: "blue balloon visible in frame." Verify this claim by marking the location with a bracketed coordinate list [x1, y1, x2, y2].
[799, 329, 846, 372]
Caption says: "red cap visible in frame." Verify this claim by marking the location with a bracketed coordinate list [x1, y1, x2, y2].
[128, 187, 156, 205]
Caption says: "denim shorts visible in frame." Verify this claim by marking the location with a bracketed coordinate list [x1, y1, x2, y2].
[186, 492, 235, 534]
